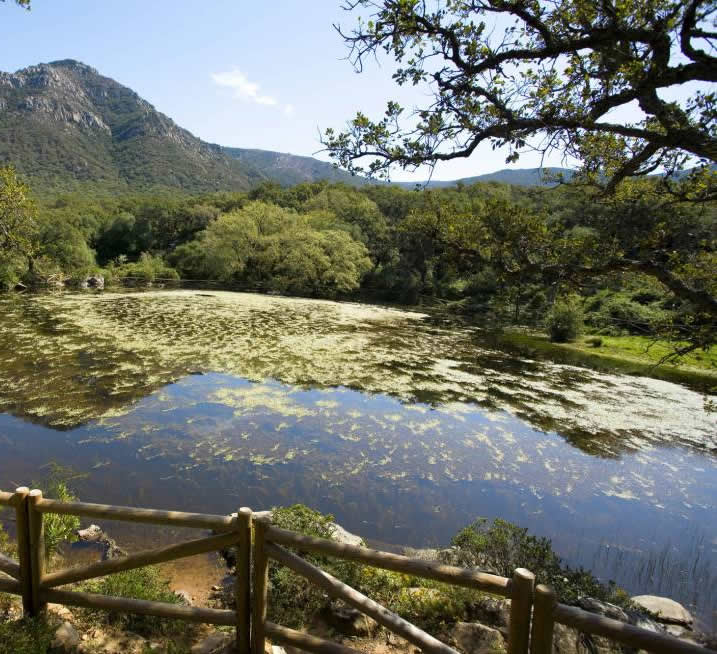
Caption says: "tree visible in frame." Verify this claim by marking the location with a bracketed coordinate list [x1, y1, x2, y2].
[324, 0, 716, 190]
[171, 201, 373, 296]
[0, 166, 37, 285]
[324, 1, 716, 354]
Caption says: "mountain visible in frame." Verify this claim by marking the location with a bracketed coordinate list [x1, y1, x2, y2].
[394, 167, 575, 188]
[0, 60, 356, 194]
[222, 147, 363, 187]
[0, 59, 579, 194]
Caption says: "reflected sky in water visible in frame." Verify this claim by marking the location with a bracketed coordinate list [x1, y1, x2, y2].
[0, 291, 715, 626]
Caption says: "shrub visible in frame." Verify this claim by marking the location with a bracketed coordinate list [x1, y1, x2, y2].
[267, 505, 340, 629]
[585, 336, 603, 348]
[83, 566, 190, 637]
[32, 464, 82, 563]
[448, 518, 629, 607]
[110, 253, 180, 285]
[546, 295, 583, 342]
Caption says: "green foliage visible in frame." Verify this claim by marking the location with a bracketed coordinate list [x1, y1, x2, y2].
[33, 464, 83, 562]
[172, 201, 372, 297]
[109, 252, 179, 285]
[546, 295, 584, 343]
[83, 566, 190, 637]
[0, 166, 37, 287]
[0, 618, 55, 654]
[584, 289, 669, 336]
[267, 505, 340, 628]
[324, 0, 713, 194]
[450, 518, 629, 607]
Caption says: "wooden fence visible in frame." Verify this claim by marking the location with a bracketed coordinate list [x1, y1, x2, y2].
[0, 488, 707, 654]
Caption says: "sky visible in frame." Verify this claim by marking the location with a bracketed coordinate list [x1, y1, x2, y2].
[0, 0, 579, 182]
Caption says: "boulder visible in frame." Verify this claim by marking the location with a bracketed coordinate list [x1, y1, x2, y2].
[191, 632, 232, 654]
[48, 602, 75, 622]
[404, 546, 456, 562]
[630, 595, 693, 627]
[578, 596, 662, 633]
[329, 522, 364, 546]
[471, 598, 512, 638]
[320, 599, 379, 637]
[450, 622, 505, 654]
[76, 524, 103, 542]
[86, 275, 104, 289]
[552, 622, 624, 654]
[50, 621, 80, 653]
[577, 597, 629, 623]
[75, 524, 127, 560]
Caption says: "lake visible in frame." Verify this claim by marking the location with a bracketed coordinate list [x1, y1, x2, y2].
[0, 290, 715, 627]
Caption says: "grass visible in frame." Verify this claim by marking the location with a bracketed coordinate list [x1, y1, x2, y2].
[500, 330, 717, 390]
[571, 334, 717, 371]
[0, 618, 56, 654]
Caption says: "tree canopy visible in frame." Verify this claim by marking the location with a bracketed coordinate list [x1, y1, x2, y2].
[324, 0, 716, 191]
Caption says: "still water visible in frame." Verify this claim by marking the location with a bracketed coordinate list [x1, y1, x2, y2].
[0, 291, 715, 625]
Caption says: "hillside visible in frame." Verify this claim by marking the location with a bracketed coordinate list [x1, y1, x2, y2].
[395, 167, 575, 188]
[0, 59, 579, 194]
[0, 60, 271, 193]
[222, 146, 363, 187]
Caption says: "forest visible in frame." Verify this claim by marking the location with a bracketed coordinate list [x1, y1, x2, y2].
[1, 164, 715, 359]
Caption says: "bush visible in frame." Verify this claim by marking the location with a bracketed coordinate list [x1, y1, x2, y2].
[546, 295, 583, 342]
[83, 566, 190, 637]
[109, 253, 180, 285]
[267, 505, 341, 629]
[448, 518, 629, 607]
[32, 464, 82, 563]
[585, 336, 603, 348]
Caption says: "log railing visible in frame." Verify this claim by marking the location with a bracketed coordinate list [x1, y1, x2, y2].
[0, 488, 708, 654]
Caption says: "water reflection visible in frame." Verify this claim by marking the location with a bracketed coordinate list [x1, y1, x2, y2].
[0, 291, 715, 626]
[0, 291, 714, 455]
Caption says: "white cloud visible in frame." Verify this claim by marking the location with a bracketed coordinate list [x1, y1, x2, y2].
[284, 103, 295, 117]
[211, 68, 277, 106]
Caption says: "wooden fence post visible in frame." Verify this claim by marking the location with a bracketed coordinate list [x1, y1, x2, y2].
[530, 584, 557, 654]
[27, 489, 46, 615]
[508, 568, 535, 654]
[252, 516, 270, 654]
[13, 487, 33, 616]
[236, 508, 252, 654]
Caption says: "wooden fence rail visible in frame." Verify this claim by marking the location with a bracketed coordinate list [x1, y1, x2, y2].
[0, 488, 708, 654]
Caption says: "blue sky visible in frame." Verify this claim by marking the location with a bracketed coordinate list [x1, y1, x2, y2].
[1, 0, 574, 181]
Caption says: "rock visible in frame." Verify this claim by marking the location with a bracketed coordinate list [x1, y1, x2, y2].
[48, 602, 75, 621]
[577, 596, 662, 634]
[174, 589, 193, 605]
[552, 622, 625, 654]
[329, 522, 364, 546]
[450, 622, 505, 654]
[471, 598, 512, 638]
[577, 597, 630, 623]
[75, 524, 127, 560]
[86, 275, 104, 289]
[403, 546, 456, 562]
[50, 621, 80, 653]
[320, 599, 379, 637]
[631, 595, 693, 627]
[191, 632, 232, 654]
[76, 524, 103, 542]
[211, 585, 221, 591]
